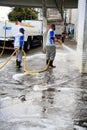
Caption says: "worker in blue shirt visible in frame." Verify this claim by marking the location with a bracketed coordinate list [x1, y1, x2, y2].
[46, 24, 62, 68]
[14, 27, 25, 68]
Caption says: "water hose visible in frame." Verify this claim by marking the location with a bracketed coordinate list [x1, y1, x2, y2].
[0, 48, 19, 69]
[0, 48, 50, 74]
[0, 39, 62, 74]
[22, 49, 50, 74]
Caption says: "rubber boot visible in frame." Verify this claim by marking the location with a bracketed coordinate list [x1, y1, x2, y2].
[18, 61, 22, 68]
[49, 60, 56, 68]
[46, 59, 49, 65]
[16, 60, 18, 66]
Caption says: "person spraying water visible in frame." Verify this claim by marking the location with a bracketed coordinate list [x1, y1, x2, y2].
[46, 24, 62, 68]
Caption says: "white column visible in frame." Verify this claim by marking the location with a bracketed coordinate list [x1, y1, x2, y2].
[42, 17, 47, 53]
[77, 0, 87, 73]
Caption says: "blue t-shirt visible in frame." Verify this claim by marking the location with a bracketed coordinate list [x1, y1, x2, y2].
[46, 29, 55, 46]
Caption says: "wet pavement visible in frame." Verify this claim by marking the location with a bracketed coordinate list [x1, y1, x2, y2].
[0, 40, 87, 130]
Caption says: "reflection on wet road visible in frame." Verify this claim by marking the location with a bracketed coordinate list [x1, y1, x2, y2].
[0, 41, 87, 130]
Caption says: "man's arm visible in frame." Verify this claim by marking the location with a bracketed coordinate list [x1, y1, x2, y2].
[19, 35, 24, 49]
[50, 30, 62, 45]
[57, 39, 62, 45]
[54, 37, 62, 45]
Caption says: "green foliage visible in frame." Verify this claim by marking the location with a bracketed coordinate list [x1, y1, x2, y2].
[8, 7, 38, 22]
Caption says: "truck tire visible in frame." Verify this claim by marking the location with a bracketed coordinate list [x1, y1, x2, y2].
[40, 39, 43, 47]
[27, 39, 31, 51]
[24, 38, 31, 52]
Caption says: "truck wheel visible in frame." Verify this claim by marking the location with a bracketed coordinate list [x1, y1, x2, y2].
[24, 39, 31, 52]
[27, 41, 30, 51]
[40, 39, 43, 47]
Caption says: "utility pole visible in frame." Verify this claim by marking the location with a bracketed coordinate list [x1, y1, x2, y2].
[69, 9, 72, 24]
[42, 0, 47, 53]
[64, 9, 67, 33]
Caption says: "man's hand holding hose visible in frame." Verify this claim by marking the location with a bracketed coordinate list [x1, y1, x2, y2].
[54, 37, 62, 45]
[57, 39, 62, 45]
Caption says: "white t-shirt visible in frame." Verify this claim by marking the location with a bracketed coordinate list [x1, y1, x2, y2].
[14, 32, 24, 48]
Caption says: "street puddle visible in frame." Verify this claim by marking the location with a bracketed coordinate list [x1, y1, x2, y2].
[12, 73, 27, 82]
[74, 125, 86, 130]
[33, 84, 48, 91]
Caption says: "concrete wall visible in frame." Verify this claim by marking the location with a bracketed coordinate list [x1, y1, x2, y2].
[77, 0, 87, 73]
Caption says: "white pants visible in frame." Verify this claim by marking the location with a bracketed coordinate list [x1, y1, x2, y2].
[16, 49, 22, 62]
[46, 46, 56, 61]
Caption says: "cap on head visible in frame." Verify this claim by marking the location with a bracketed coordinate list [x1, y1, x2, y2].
[19, 27, 25, 31]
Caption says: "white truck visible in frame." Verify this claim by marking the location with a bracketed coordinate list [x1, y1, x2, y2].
[0, 20, 43, 51]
